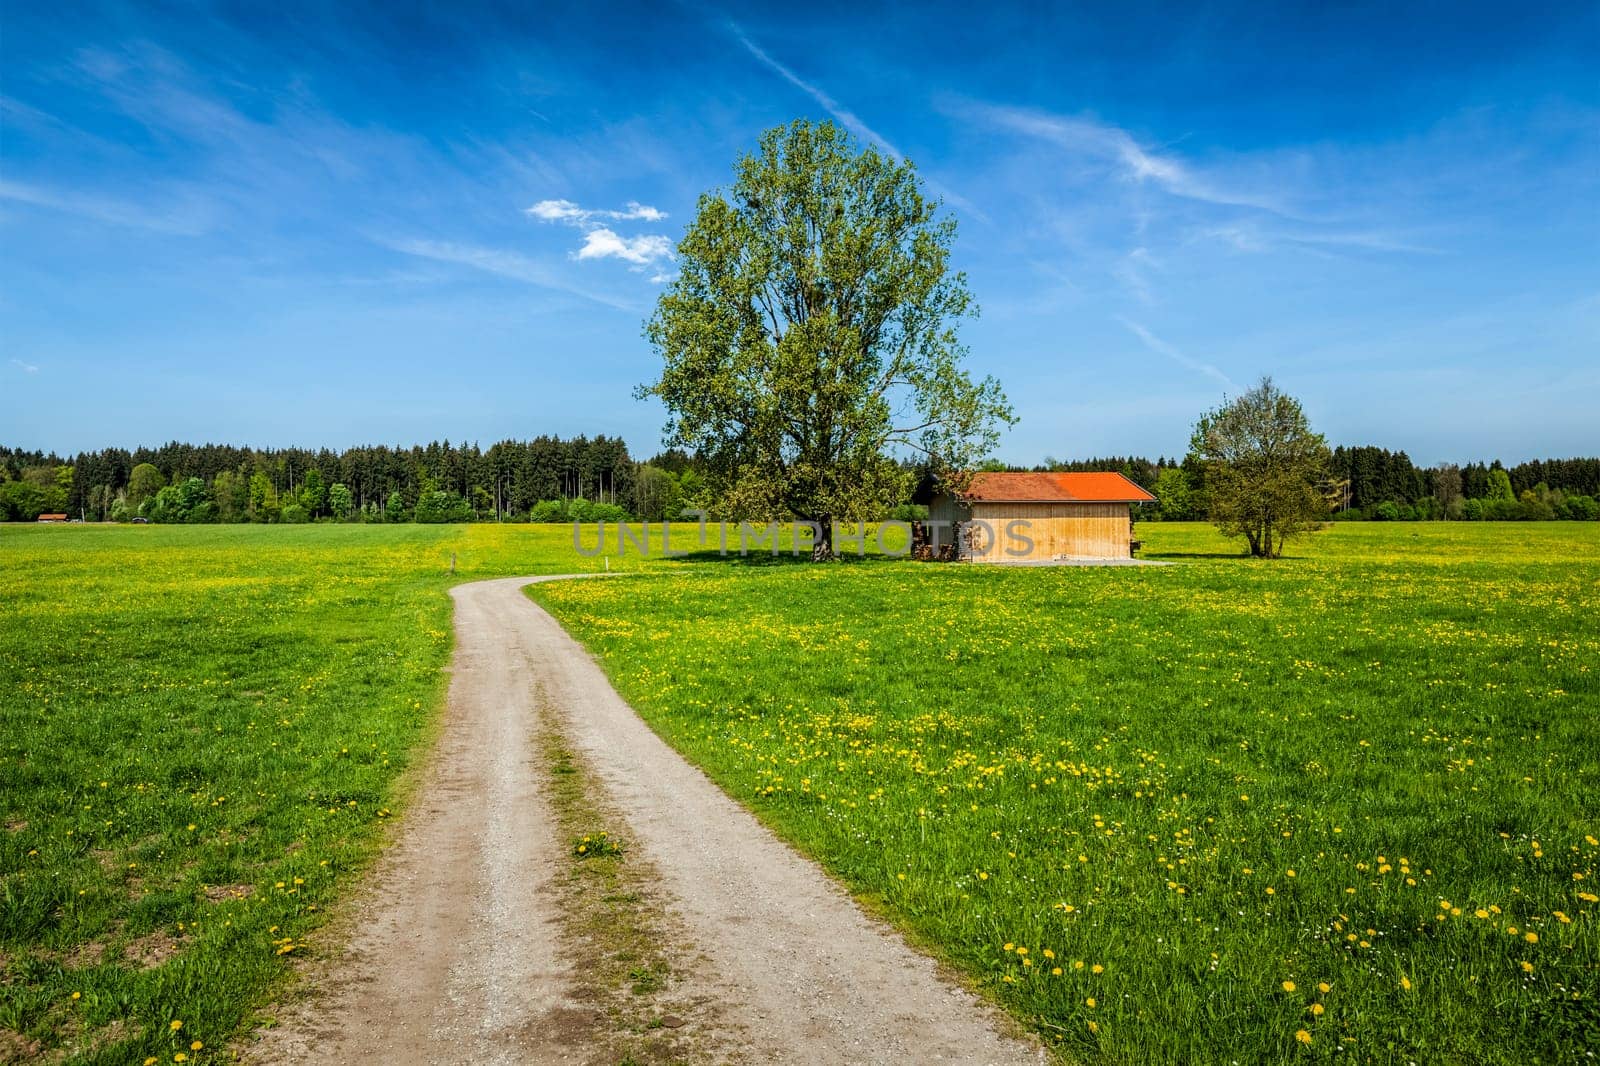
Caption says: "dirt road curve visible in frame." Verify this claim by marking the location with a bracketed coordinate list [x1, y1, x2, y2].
[250, 576, 1042, 1065]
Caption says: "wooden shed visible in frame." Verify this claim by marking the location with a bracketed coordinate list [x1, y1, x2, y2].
[925, 472, 1156, 562]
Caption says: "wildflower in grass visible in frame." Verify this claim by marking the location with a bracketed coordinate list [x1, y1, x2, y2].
[1295, 1029, 1312, 1046]
[71, 992, 80, 1000]
[1087, 1021, 1098, 1034]
[1086, 997, 1097, 1008]
[1524, 931, 1538, 943]
[1317, 982, 1330, 994]
[1003, 942, 1014, 952]
[1092, 964, 1105, 974]
[1051, 967, 1062, 975]
[1309, 1003, 1324, 1016]
[1400, 976, 1412, 991]
[190, 1041, 203, 1051]
[170, 1021, 183, 1032]
[1042, 949, 1055, 959]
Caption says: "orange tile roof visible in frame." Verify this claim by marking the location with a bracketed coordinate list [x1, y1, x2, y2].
[957, 471, 1156, 503]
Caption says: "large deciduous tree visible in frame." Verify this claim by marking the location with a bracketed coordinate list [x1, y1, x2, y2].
[1190, 377, 1330, 558]
[639, 119, 1014, 559]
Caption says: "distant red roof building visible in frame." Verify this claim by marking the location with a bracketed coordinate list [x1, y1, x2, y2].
[956, 472, 1156, 504]
[36, 514, 69, 522]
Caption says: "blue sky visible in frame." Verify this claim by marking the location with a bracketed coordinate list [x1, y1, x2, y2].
[3, 1, 1596, 464]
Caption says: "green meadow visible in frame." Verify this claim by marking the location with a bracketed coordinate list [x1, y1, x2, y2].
[0, 524, 624, 1064]
[532, 522, 1600, 1063]
[2, 521, 1597, 1063]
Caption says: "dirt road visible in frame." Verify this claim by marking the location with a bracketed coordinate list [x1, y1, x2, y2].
[250, 576, 1041, 1065]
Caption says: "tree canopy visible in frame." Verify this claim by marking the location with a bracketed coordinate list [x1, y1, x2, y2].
[640, 119, 1014, 557]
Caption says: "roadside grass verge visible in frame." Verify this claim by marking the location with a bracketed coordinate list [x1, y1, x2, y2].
[0, 523, 624, 1063]
[531, 522, 1600, 1063]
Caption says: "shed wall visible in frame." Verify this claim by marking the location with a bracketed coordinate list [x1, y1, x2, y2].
[966, 502, 1131, 561]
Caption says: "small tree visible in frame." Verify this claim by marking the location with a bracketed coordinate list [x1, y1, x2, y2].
[300, 469, 327, 518]
[1153, 466, 1195, 521]
[1190, 377, 1329, 558]
[328, 483, 354, 521]
[640, 119, 1014, 559]
[128, 463, 166, 513]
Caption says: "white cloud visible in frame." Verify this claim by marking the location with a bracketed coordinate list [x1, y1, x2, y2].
[1115, 316, 1237, 390]
[527, 198, 585, 223]
[576, 228, 673, 266]
[10, 357, 40, 373]
[525, 198, 667, 225]
[525, 197, 672, 270]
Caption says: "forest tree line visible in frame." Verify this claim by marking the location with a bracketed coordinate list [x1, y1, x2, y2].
[1, 439, 1597, 523]
[1023, 449, 1600, 522]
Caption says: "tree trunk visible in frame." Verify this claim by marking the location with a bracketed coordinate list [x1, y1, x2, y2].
[812, 514, 835, 561]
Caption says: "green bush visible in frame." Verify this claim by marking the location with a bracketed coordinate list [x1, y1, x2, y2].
[413, 490, 472, 524]
[530, 499, 567, 523]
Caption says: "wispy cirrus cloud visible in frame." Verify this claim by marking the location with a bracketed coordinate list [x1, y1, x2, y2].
[1115, 316, 1236, 390]
[730, 23, 901, 159]
[378, 237, 641, 311]
[729, 23, 984, 221]
[0, 176, 210, 234]
[10, 358, 41, 373]
[947, 100, 1289, 215]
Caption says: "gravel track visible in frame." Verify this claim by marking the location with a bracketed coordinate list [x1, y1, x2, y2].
[249, 575, 1042, 1065]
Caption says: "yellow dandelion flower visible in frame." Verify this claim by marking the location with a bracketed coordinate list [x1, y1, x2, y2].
[169, 1021, 183, 1032]
[1309, 1003, 1324, 1016]
[1295, 1029, 1312, 1045]
[1051, 967, 1062, 975]
[1524, 932, 1538, 943]
[1400, 976, 1412, 991]
[190, 1041, 203, 1051]
[1092, 964, 1105, 974]
[1086, 997, 1097, 1008]
[1317, 982, 1330, 994]
[1282, 980, 1296, 993]
[1521, 961, 1535, 973]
